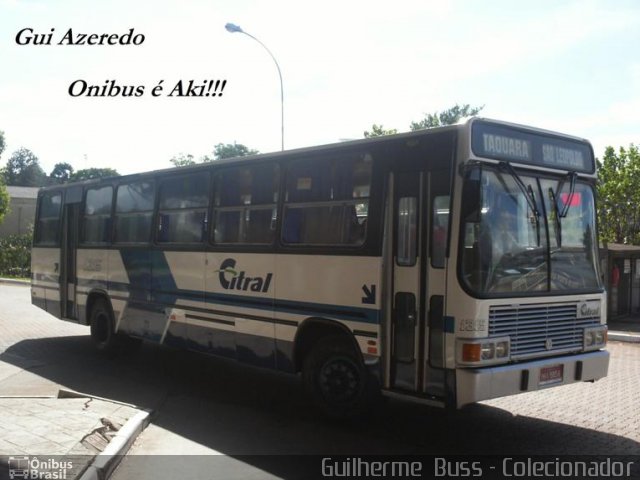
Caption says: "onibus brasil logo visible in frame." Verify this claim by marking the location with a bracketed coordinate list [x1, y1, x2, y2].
[215, 258, 273, 293]
[8, 456, 72, 479]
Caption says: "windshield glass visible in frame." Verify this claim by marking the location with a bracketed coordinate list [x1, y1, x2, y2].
[460, 166, 600, 296]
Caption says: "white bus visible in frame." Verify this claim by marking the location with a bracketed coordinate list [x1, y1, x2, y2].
[31, 118, 609, 416]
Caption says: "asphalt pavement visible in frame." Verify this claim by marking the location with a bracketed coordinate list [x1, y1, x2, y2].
[0, 279, 640, 480]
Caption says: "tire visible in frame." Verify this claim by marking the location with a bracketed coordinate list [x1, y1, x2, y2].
[89, 299, 119, 354]
[303, 335, 373, 418]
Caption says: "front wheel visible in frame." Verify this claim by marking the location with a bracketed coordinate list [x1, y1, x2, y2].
[303, 336, 373, 418]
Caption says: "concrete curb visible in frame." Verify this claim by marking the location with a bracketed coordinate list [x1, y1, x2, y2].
[608, 331, 640, 343]
[0, 277, 30, 286]
[78, 410, 151, 480]
[58, 388, 139, 409]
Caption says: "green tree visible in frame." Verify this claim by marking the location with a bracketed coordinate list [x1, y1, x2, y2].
[364, 124, 398, 138]
[70, 167, 119, 181]
[0, 131, 8, 224]
[170, 153, 196, 167]
[363, 103, 484, 138]
[0, 229, 32, 278]
[597, 144, 640, 244]
[0, 130, 5, 160]
[410, 103, 484, 131]
[0, 177, 9, 226]
[211, 142, 259, 161]
[49, 162, 75, 184]
[2, 148, 47, 186]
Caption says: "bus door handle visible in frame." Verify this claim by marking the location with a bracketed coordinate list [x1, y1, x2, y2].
[393, 292, 417, 361]
[394, 292, 417, 326]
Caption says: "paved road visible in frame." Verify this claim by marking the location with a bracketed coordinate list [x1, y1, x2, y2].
[1, 284, 639, 478]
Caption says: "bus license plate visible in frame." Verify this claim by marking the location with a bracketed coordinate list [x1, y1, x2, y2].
[539, 365, 563, 386]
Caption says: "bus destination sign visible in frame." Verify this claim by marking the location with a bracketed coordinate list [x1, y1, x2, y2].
[471, 120, 594, 173]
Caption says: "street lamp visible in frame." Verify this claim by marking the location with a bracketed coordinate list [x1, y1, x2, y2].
[225, 22, 284, 151]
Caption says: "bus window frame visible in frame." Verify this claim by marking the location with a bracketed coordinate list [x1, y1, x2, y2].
[34, 190, 64, 247]
[155, 172, 211, 246]
[81, 185, 114, 246]
[113, 179, 156, 246]
[279, 152, 374, 249]
[211, 162, 280, 247]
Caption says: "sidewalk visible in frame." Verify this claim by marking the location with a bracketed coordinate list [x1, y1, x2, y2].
[0, 279, 150, 480]
[0, 385, 149, 480]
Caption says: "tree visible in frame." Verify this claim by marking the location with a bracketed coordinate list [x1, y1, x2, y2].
[363, 103, 484, 138]
[49, 162, 75, 184]
[0, 131, 8, 216]
[364, 124, 398, 138]
[170, 153, 196, 167]
[211, 142, 259, 161]
[2, 148, 47, 187]
[0, 177, 9, 226]
[168, 142, 258, 167]
[410, 103, 484, 131]
[597, 144, 640, 244]
[0, 130, 5, 160]
[70, 168, 119, 181]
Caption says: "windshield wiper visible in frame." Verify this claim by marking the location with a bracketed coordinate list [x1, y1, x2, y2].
[499, 161, 541, 245]
[557, 171, 577, 218]
[548, 187, 562, 247]
[549, 171, 577, 247]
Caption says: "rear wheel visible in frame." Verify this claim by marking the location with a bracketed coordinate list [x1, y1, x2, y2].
[89, 299, 119, 354]
[303, 336, 372, 418]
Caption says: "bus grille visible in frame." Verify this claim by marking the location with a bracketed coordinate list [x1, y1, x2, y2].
[488, 303, 601, 359]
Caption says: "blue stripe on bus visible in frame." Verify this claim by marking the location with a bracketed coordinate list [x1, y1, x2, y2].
[444, 315, 455, 333]
[75, 248, 380, 325]
[76, 277, 380, 325]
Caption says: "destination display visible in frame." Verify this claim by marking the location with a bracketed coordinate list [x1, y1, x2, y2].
[471, 120, 595, 173]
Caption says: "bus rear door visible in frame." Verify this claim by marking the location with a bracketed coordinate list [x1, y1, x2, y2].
[59, 186, 82, 320]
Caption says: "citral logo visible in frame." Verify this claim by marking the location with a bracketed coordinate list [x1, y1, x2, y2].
[216, 258, 273, 293]
[577, 301, 601, 319]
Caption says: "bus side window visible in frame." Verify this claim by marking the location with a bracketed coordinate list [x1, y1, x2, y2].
[157, 174, 209, 244]
[82, 186, 113, 244]
[114, 181, 155, 244]
[212, 163, 279, 245]
[282, 153, 372, 246]
[35, 192, 62, 246]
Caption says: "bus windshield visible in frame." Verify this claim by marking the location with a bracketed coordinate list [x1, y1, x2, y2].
[460, 165, 601, 295]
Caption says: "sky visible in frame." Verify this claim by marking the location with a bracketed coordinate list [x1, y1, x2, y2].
[1, 0, 639, 176]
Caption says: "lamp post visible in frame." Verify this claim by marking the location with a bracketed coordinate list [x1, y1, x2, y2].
[225, 23, 284, 151]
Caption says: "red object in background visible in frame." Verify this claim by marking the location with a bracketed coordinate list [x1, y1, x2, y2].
[611, 265, 621, 287]
[561, 192, 581, 207]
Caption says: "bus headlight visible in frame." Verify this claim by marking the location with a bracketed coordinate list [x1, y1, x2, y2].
[584, 326, 607, 351]
[458, 337, 510, 366]
[495, 340, 509, 358]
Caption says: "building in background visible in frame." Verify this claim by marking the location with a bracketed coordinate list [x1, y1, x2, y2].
[0, 186, 38, 237]
[600, 243, 640, 321]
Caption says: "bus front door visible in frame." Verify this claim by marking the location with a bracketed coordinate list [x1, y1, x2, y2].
[388, 171, 425, 392]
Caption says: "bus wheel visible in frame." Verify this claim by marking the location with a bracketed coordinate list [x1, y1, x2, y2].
[89, 299, 118, 354]
[303, 336, 369, 418]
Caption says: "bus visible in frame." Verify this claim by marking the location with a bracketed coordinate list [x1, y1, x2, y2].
[31, 118, 609, 417]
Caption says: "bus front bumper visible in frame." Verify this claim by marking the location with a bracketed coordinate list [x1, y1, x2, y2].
[455, 349, 609, 408]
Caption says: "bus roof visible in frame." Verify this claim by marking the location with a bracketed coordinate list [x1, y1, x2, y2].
[37, 117, 594, 192]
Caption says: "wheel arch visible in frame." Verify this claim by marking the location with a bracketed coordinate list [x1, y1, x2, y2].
[293, 317, 361, 373]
